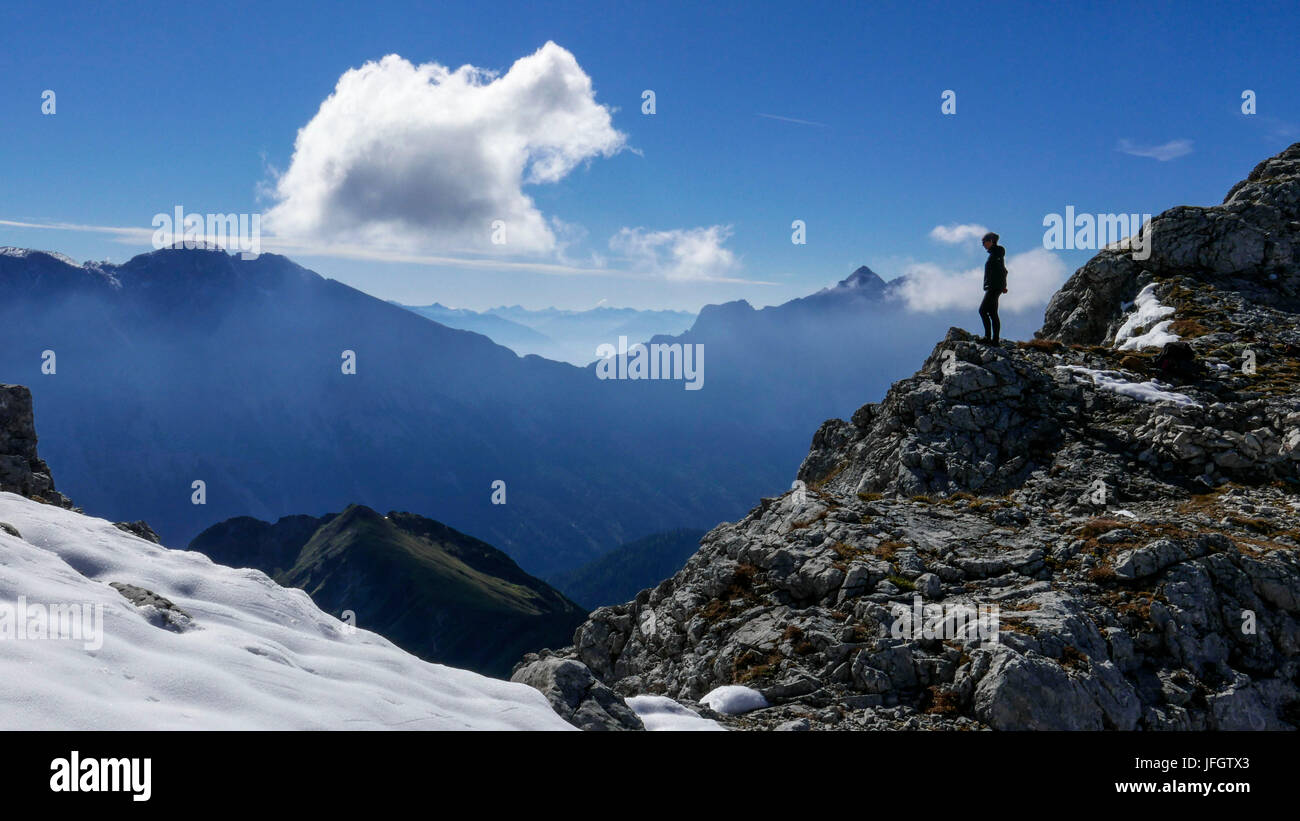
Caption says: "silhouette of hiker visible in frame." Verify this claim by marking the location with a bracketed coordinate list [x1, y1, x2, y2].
[979, 231, 1008, 343]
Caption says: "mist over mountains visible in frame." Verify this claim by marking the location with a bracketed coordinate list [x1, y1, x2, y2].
[605, 265, 1046, 456]
[400, 302, 696, 365]
[0, 246, 767, 576]
[0, 246, 1034, 578]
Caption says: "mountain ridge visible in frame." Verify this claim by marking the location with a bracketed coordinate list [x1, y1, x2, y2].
[0, 244, 775, 577]
[551, 528, 707, 609]
[398, 301, 697, 366]
[190, 503, 586, 678]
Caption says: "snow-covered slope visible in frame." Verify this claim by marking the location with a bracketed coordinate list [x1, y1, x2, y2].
[0, 492, 573, 730]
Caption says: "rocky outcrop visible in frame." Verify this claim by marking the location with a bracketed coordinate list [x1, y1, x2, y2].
[554, 483, 1300, 730]
[795, 326, 1300, 505]
[0, 384, 72, 508]
[525, 143, 1300, 731]
[1041, 143, 1300, 345]
[114, 520, 161, 543]
[511, 654, 644, 731]
[797, 329, 1066, 498]
[110, 581, 195, 633]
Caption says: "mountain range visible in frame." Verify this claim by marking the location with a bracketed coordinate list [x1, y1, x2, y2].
[0, 245, 970, 579]
[591, 266, 995, 478]
[551, 528, 706, 609]
[399, 302, 696, 365]
[0, 246, 778, 577]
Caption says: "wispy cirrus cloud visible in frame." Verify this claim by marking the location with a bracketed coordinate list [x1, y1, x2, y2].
[0, 216, 776, 284]
[1117, 138, 1193, 161]
[891, 248, 1067, 313]
[0, 218, 153, 242]
[756, 113, 828, 128]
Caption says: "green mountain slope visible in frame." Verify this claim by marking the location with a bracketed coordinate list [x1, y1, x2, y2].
[190, 504, 586, 678]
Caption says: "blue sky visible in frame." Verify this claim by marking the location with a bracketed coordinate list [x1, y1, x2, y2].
[2, 0, 1297, 312]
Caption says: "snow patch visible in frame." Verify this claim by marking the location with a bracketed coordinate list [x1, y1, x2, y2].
[1057, 365, 1200, 408]
[0, 492, 573, 731]
[0, 246, 81, 267]
[1114, 283, 1178, 351]
[699, 685, 769, 715]
[626, 695, 725, 731]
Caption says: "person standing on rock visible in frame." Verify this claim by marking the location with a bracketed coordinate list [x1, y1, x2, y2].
[979, 231, 1008, 344]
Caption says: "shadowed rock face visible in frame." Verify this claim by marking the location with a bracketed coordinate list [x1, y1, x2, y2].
[0, 384, 72, 508]
[520, 143, 1300, 731]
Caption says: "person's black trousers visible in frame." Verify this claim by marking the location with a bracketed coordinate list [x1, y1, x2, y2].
[979, 288, 1001, 342]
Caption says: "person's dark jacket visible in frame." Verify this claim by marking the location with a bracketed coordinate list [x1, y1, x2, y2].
[984, 245, 1007, 291]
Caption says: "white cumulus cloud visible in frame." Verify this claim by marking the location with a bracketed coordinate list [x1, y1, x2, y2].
[1116, 138, 1193, 161]
[929, 223, 989, 245]
[263, 42, 627, 255]
[892, 247, 1067, 313]
[609, 225, 741, 281]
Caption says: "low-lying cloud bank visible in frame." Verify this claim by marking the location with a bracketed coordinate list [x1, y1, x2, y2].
[609, 225, 741, 281]
[891, 248, 1068, 312]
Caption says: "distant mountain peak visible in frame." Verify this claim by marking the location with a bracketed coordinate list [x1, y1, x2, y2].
[0, 246, 82, 267]
[330, 502, 384, 524]
[765, 264, 892, 312]
[149, 240, 232, 254]
[835, 265, 886, 290]
[695, 299, 755, 322]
